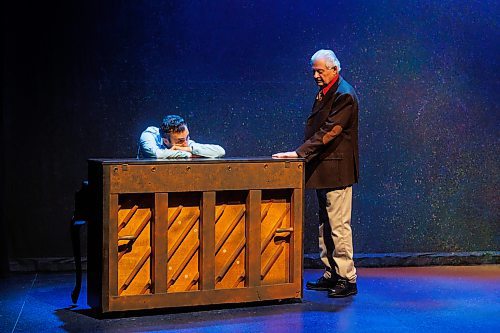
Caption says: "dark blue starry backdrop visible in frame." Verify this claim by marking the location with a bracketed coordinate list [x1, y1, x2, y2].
[3, 1, 499, 257]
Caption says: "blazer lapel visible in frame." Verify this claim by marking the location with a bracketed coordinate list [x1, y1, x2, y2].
[307, 77, 342, 120]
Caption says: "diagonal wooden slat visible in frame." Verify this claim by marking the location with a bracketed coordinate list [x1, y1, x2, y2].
[140, 279, 151, 295]
[119, 247, 151, 295]
[167, 240, 200, 288]
[232, 273, 246, 288]
[118, 210, 152, 261]
[118, 205, 139, 232]
[215, 204, 226, 224]
[261, 207, 289, 254]
[185, 272, 200, 291]
[215, 207, 245, 254]
[168, 206, 183, 228]
[260, 202, 272, 222]
[167, 210, 200, 259]
[261, 243, 284, 279]
[216, 238, 246, 283]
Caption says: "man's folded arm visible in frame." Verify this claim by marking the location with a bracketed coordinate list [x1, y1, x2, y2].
[155, 149, 192, 159]
[139, 131, 191, 158]
[190, 141, 225, 158]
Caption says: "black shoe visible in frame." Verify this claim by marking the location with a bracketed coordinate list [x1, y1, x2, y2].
[306, 276, 338, 291]
[327, 279, 357, 297]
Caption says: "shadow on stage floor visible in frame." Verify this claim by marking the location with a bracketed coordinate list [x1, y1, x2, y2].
[1, 266, 499, 332]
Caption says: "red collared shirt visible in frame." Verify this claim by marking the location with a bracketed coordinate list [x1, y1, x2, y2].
[322, 74, 339, 95]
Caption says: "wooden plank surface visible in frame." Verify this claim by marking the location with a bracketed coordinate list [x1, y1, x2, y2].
[153, 193, 168, 294]
[201, 192, 215, 290]
[109, 162, 303, 193]
[246, 190, 261, 287]
[108, 284, 302, 312]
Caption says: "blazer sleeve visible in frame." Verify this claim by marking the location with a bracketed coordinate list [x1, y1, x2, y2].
[295, 93, 354, 162]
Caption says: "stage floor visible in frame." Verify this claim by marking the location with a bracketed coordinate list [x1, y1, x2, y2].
[1, 266, 499, 332]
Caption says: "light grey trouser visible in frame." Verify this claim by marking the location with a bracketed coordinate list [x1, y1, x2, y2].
[317, 186, 357, 283]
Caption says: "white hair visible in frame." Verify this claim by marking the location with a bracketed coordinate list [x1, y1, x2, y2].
[310, 49, 341, 72]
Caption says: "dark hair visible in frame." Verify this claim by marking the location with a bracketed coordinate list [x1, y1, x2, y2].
[160, 115, 187, 138]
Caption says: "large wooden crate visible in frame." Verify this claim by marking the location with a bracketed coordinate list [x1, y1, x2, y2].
[87, 157, 304, 313]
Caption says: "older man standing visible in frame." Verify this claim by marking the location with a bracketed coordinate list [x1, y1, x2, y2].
[273, 49, 359, 297]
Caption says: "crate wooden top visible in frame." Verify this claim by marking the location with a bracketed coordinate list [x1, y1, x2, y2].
[88, 157, 304, 165]
[88, 157, 304, 192]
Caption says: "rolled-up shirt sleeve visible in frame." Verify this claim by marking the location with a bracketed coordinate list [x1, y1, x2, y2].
[189, 140, 225, 158]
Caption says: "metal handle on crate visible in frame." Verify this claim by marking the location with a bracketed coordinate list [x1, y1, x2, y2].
[118, 235, 137, 241]
[275, 227, 294, 234]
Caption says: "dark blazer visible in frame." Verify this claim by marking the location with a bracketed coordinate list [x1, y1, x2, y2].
[296, 76, 359, 189]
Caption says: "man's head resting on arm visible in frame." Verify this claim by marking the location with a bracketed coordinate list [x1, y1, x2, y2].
[138, 113, 225, 159]
[160, 115, 190, 149]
